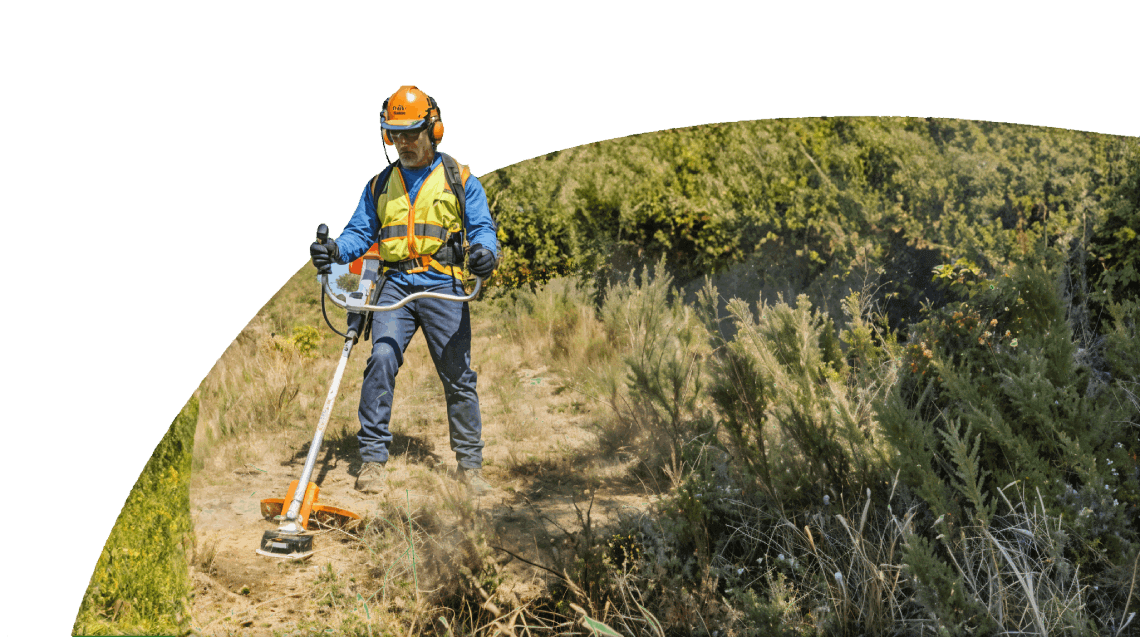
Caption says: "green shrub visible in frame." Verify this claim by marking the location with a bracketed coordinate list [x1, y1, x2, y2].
[899, 532, 994, 633]
[699, 282, 891, 502]
[335, 272, 361, 293]
[879, 259, 1140, 630]
[1089, 143, 1140, 316]
[484, 120, 1136, 304]
[290, 323, 322, 356]
[597, 260, 714, 481]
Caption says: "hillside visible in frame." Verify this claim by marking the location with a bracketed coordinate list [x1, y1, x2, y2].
[79, 117, 1140, 636]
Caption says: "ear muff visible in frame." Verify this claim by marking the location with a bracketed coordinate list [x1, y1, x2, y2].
[380, 97, 393, 145]
[428, 95, 444, 144]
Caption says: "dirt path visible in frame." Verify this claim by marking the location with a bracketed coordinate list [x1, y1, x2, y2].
[189, 364, 654, 636]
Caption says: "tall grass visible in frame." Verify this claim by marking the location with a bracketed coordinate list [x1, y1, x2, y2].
[489, 275, 612, 377]
[193, 265, 358, 476]
[73, 398, 197, 636]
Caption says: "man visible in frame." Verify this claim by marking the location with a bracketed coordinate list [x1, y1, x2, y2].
[309, 86, 498, 495]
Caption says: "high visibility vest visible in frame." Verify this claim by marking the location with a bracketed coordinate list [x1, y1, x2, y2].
[371, 157, 471, 277]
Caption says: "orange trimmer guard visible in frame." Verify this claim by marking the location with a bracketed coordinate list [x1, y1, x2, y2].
[260, 480, 361, 530]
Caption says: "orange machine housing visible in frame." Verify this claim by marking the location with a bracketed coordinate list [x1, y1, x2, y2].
[348, 243, 382, 275]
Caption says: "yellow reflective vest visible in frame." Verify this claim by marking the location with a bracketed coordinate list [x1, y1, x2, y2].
[371, 159, 471, 277]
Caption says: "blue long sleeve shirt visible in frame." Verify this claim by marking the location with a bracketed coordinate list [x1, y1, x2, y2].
[333, 153, 498, 287]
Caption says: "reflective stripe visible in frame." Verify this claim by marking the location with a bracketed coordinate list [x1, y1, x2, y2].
[379, 224, 449, 241]
[416, 223, 449, 240]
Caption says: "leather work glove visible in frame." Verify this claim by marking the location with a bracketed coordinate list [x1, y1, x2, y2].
[467, 244, 497, 278]
[309, 239, 340, 274]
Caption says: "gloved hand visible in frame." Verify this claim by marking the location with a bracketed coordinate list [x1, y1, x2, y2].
[467, 244, 497, 278]
[310, 239, 340, 274]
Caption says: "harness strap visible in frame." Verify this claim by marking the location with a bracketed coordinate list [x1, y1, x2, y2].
[384, 256, 433, 273]
[383, 238, 463, 271]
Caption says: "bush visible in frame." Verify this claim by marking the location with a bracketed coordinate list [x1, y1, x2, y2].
[597, 260, 714, 482]
[879, 259, 1140, 631]
[699, 281, 891, 503]
[290, 323, 322, 356]
[590, 259, 1139, 634]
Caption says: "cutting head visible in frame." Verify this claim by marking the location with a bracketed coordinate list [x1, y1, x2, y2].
[256, 530, 314, 559]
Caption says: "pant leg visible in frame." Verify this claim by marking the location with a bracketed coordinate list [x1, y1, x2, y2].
[415, 285, 484, 470]
[357, 280, 418, 464]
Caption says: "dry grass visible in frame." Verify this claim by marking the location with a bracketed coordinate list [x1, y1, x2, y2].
[189, 271, 645, 634]
[736, 486, 927, 634]
[278, 467, 590, 636]
[933, 484, 1103, 635]
[680, 479, 1122, 636]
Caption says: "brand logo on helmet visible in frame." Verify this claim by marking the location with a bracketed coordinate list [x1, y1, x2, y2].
[393, 105, 405, 114]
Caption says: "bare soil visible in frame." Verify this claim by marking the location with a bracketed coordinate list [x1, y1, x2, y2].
[189, 355, 655, 636]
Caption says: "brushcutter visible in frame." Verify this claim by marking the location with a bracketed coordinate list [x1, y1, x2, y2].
[257, 223, 483, 559]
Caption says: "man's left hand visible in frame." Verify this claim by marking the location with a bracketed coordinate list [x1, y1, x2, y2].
[468, 244, 497, 278]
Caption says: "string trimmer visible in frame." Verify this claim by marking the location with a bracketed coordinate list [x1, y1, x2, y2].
[257, 223, 482, 559]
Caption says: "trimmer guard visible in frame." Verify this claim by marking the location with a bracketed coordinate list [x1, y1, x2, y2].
[259, 480, 361, 531]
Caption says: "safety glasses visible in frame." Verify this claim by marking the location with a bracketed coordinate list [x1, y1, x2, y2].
[388, 126, 426, 142]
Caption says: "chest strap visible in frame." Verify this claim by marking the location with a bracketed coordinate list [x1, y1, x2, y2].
[384, 234, 464, 272]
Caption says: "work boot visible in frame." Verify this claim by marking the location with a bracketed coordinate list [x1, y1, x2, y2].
[355, 462, 386, 494]
[456, 465, 493, 495]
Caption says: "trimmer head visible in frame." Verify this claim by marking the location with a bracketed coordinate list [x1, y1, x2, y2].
[257, 480, 361, 559]
[256, 530, 314, 559]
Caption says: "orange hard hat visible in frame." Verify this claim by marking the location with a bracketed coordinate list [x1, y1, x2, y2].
[381, 86, 444, 145]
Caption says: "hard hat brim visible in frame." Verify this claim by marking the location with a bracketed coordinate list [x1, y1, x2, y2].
[381, 119, 427, 131]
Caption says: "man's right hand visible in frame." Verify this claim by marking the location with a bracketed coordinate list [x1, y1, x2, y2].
[310, 239, 340, 274]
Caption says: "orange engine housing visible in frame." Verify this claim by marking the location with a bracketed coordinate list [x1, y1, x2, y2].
[348, 243, 382, 275]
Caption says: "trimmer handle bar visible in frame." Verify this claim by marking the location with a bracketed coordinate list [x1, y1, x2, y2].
[317, 222, 481, 315]
[320, 273, 482, 313]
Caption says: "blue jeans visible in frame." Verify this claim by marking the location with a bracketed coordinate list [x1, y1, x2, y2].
[357, 278, 484, 469]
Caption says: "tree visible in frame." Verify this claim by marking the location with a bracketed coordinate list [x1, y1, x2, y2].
[336, 272, 360, 293]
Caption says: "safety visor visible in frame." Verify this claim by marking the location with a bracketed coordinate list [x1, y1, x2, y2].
[381, 118, 427, 131]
